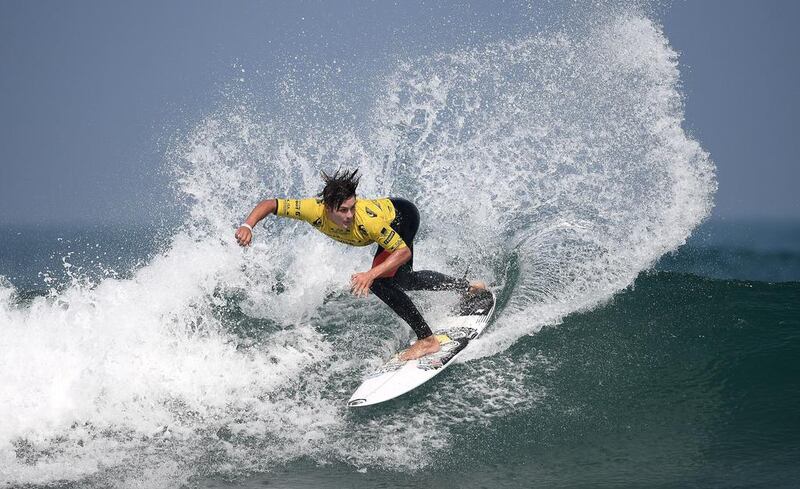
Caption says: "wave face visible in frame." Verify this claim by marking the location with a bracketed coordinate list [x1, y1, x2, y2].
[0, 11, 716, 488]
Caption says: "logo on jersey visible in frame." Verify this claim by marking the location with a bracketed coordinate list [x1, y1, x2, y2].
[365, 207, 377, 218]
[383, 230, 396, 246]
[312, 218, 322, 227]
[358, 224, 368, 235]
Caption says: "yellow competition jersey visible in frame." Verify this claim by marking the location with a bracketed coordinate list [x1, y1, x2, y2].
[275, 197, 407, 251]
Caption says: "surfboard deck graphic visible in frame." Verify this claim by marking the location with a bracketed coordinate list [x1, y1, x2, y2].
[348, 289, 495, 407]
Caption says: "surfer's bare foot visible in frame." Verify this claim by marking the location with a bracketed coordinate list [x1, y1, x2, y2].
[468, 280, 487, 294]
[400, 336, 441, 361]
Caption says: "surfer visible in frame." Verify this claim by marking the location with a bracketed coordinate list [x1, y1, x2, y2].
[235, 169, 485, 360]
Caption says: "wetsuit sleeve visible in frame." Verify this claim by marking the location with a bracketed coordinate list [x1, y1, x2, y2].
[275, 198, 323, 224]
[370, 223, 407, 252]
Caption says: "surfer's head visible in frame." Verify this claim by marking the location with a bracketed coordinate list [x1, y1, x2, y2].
[320, 168, 359, 229]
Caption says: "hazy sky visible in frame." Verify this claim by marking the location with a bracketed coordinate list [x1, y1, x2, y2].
[1, 1, 798, 225]
[662, 1, 799, 221]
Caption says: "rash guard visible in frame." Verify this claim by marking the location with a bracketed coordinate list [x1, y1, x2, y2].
[275, 197, 407, 252]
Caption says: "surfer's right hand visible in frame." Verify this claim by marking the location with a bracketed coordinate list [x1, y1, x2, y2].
[235, 226, 253, 247]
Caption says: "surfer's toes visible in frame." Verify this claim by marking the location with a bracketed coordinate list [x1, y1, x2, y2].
[400, 336, 441, 361]
[468, 280, 487, 294]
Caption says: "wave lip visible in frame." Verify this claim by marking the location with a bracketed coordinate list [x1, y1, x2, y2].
[369, 15, 715, 358]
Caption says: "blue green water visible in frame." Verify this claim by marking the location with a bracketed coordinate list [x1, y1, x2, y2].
[1, 220, 798, 487]
[215, 269, 800, 489]
[219, 277, 800, 489]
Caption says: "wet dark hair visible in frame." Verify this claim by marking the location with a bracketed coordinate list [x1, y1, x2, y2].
[319, 169, 360, 210]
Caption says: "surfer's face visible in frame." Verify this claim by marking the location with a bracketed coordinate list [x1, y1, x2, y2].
[328, 196, 356, 229]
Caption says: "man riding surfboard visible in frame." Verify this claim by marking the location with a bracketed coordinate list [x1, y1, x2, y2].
[235, 169, 485, 361]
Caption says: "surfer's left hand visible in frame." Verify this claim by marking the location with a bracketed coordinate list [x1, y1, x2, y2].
[350, 271, 374, 297]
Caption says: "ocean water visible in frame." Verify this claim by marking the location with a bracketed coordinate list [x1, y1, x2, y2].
[2, 223, 798, 488]
[2, 7, 798, 489]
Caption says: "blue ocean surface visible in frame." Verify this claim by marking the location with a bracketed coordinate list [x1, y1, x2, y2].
[656, 218, 800, 283]
[0, 223, 168, 293]
[1, 218, 798, 488]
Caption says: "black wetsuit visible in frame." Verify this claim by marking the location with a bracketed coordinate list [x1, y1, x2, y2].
[369, 198, 470, 339]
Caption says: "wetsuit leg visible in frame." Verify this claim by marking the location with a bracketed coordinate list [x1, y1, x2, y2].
[369, 279, 432, 339]
[368, 198, 470, 339]
[392, 269, 469, 291]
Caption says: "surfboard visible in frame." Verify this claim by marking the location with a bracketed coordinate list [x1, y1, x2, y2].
[348, 289, 495, 407]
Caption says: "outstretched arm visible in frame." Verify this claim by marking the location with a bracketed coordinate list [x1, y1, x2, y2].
[235, 199, 277, 246]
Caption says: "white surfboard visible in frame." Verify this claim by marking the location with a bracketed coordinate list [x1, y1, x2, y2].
[348, 289, 496, 407]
